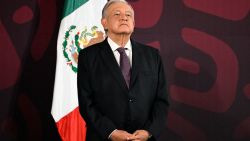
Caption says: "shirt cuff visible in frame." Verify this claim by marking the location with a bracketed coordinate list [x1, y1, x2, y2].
[146, 130, 152, 139]
[108, 129, 117, 139]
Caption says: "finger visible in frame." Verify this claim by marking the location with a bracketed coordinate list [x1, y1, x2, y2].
[133, 131, 139, 136]
[127, 135, 138, 140]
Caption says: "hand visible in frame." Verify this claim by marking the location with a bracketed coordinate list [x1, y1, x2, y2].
[131, 130, 151, 141]
[110, 130, 136, 141]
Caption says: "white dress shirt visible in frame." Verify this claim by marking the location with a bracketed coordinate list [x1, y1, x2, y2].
[107, 37, 132, 67]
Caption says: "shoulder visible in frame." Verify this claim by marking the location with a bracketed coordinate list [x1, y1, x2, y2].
[132, 40, 160, 57]
[78, 40, 107, 61]
[79, 41, 104, 55]
[78, 40, 106, 67]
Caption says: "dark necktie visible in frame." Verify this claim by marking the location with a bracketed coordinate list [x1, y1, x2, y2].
[117, 47, 131, 88]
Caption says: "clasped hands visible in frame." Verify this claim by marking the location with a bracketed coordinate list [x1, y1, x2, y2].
[110, 129, 150, 141]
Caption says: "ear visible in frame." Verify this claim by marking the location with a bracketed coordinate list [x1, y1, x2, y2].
[101, 18, 108, 30]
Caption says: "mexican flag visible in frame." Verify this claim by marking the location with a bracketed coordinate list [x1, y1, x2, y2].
[51, 0, 107, 141]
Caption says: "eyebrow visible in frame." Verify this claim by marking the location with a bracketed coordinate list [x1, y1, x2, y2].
[113, 10, 133, 14]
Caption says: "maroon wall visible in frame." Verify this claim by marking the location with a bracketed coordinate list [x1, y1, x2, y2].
[0, 0, 250, 140]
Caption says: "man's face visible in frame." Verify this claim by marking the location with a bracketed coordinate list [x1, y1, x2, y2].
[102, 2, 135, 36]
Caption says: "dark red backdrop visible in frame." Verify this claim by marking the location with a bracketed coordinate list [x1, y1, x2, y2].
[0, 0, 250, 141]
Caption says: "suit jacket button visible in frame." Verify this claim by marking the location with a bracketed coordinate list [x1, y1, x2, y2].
[129, 99, 133, 102]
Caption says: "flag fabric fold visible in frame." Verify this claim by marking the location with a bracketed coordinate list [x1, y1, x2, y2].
[51, 0, 107, 140]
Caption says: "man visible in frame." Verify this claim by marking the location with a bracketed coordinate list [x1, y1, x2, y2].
[77, 0, 168, 141]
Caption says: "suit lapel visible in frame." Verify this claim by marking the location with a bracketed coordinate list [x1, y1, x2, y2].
[100, 39, 128, 90]
[130, 40, 140, 88]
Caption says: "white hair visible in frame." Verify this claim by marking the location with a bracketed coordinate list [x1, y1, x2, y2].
[102, 0, 134, 18]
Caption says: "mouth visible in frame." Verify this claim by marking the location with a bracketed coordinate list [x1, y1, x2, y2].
[120, 23, 128, 27]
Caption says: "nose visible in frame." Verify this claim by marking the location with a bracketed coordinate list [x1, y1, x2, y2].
[120, 14, 128, 21]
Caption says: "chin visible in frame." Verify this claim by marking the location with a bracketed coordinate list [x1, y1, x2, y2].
[118, 32, 132, 36]
[117, 30, 132, 34]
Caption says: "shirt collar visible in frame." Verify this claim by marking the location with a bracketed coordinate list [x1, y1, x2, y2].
[107, 37, 132, 52]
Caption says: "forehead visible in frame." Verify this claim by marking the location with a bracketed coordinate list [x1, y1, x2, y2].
[107, 2, 133, 13]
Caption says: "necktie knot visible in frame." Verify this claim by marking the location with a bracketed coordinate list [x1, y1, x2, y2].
[117, 47, 126, 54]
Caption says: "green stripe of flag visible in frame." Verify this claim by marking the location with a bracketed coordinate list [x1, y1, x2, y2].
[62, 0, 89, 18]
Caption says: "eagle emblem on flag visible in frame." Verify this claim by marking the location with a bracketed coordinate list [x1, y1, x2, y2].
[62, 25, 104, 73]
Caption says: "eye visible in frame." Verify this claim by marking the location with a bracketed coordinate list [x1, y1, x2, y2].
[125, 12, 133, 17]
[114, 12, 120, 16]
[126, 13, 131, 17]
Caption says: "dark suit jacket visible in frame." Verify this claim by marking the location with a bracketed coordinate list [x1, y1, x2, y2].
[77, 38, 168, 141]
